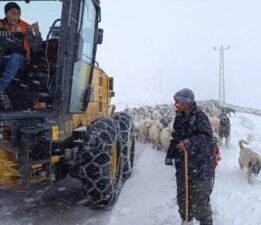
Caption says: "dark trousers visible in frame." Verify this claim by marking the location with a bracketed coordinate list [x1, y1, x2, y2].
[0, 53, 25, 92]
[176, 179, 213, 225]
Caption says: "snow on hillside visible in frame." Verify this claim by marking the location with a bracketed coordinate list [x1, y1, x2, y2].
[107, 112, 261, 225]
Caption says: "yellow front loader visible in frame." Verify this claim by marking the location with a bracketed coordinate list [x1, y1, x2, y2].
[0, 0, 135, 208]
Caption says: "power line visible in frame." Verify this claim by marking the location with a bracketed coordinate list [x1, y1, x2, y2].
[229, 24, 261, 45]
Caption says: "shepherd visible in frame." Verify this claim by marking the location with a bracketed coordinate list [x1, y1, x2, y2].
[165, 88, 215, 225]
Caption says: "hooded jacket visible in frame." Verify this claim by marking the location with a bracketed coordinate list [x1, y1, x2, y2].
[169, 103, 214, 181]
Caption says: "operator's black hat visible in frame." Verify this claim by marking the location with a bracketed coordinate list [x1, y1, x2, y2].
[4, 2, 21, 14]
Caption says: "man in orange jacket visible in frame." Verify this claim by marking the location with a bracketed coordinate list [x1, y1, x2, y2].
[0, 2, 42, 93]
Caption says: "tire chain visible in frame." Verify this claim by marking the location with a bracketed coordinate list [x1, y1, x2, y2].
[79, 117, 123, 208]
[114, 112, 135, 180]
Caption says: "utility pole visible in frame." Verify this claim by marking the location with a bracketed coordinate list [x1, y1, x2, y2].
[213, 46, 229, 105]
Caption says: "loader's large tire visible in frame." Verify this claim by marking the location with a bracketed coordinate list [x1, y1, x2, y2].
[79, 118, 124, 208]
[114, 112, 135, 180]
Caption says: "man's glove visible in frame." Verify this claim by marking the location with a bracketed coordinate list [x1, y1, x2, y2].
[165, 141, 175, 166]
[165, 157, 173, 166]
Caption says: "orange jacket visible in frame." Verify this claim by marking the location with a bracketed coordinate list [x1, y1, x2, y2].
[0, 19, 31, 59]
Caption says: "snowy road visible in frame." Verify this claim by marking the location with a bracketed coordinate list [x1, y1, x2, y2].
[0, 141, 173, 225]
[1, 112, 261, 225]
[107, 142, 179, 225]
[0, 178, 111, 225]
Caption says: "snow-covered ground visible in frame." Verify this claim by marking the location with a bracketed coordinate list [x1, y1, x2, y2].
[1, 112, 261, 225]
[108, 112, 261, 225]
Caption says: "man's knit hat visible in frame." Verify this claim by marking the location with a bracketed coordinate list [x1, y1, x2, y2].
[5, 2, 21, 14]
[174, 88, 195, 106]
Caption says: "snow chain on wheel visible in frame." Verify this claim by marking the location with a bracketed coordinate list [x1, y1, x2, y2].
[79, 118, 124, 208]
[114, 112, 135, 181]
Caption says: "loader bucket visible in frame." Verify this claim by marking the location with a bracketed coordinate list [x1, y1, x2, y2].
[0, 149, 20, 188]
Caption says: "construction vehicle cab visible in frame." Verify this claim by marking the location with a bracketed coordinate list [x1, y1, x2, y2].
[0, 0, 135, 208]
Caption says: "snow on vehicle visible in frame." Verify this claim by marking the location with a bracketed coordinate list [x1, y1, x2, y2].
[0, 0, 135, 208]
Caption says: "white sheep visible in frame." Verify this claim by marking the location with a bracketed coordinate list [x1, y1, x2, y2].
[139, 118, 154, 143]
[160, 127, 171, 151]
[208, 116, 220, 136]
[148, 121, 163, 150]
[207, 105, 220, 118]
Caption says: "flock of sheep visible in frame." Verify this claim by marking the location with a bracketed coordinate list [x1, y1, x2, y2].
[124, 100, 234, 151]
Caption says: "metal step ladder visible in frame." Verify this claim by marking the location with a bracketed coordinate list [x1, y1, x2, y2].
[0, 94, 12, 110]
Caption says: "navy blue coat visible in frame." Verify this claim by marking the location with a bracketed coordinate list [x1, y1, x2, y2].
[169, 103, 214, 182]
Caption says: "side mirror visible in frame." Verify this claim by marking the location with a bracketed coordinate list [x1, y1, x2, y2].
[110, 91, 115, 97]
[95, 28, 103, 44]
[109, 77, 114, 91]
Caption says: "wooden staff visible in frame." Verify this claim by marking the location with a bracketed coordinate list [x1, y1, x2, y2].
[184, 149, 189, 225]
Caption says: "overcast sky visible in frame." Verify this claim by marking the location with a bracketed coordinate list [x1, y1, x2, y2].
[96, 0, 261, 109]
[1, 0, 261, 109]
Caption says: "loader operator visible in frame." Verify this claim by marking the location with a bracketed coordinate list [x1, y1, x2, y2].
[0, 2, 42, 94]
